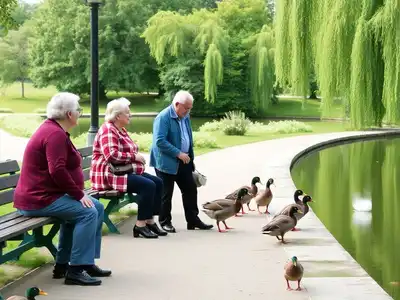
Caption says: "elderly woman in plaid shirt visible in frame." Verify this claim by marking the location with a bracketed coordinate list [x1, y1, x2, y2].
[90, 98, 166, 239]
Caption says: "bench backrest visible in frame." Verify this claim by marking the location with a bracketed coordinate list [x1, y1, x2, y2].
[77, 146, 93, 181]
[0, 160, 20, 206]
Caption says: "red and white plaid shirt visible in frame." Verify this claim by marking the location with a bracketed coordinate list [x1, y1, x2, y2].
[90, 121, 145, 192]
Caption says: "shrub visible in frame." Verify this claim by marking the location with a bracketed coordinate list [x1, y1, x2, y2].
[248, 120, 313, 134]
[193, 131, 219, 148]
[71, 133, 88, 148]
[0, 108, 13, 113]
[0, 115, 43, 137]
[198, 120, 221, 132]
[220, 111, 251, 136]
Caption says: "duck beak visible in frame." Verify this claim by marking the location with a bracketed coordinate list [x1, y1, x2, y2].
[293, 261, 297, 267]
[297, 209, 303, 214]
[39, 290, 48, 296]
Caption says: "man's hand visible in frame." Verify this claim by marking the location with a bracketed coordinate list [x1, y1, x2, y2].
[135, 153, 146, 165]
[177, 152, 191, 164]
[80, 195, 94, 208]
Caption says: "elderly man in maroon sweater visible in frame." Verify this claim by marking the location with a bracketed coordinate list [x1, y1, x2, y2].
[14, 92, 111, 286]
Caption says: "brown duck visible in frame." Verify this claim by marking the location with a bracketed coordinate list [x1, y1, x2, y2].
[284, 256, 304, 291]
[225, 176, 262, 215]
[273, 190, 312, 231]
[254, 178, 274, 214]
[202, 188, 249, 232]
[261, 206, 303, 243]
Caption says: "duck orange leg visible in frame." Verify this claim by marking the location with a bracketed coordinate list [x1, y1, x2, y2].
[216, 221, 226, 233]
[264, 205, 270, 214]
[241, 205, 247, 215]
[222, 220, 233, 230]
[291, 227, 301, 231]
[296, 279, 302, 291]
[286, 279, 292, 291]
[247, 203, 255, 211]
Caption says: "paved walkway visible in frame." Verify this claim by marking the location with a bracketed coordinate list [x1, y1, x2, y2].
[0, 131, 393, 299]
[0, 129, 29, 161]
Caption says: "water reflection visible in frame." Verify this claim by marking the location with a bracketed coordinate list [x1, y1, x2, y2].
[291, 138, 400, 300]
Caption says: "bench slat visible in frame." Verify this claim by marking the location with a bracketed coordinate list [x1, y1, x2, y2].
[0, 212, 21, 226]
[81, 157, 92, 169]
[0, 173, 19, 191]
[0, 216, 55, 242]
[78, 146, 92, 157]
[0, 160, 19, 175]
[0, 214, 27, 231]
[0, 190, 14, 206]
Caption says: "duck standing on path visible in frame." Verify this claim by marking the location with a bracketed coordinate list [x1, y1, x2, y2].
[202, 188, 249, 233]
[1, 287, 47, 300]
[284, 256, 304, 291]
[273, 190, 313, 231]
[225, 176, 262, 215]
[261, 206, 302, 243]
[254, 178, 274, 214]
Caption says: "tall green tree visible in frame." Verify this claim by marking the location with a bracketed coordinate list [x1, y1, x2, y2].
[0, 0, 18, 31]
[142, 0, 275, 116]
[275, 0, 400, 129]
[0, 23, 33, 97]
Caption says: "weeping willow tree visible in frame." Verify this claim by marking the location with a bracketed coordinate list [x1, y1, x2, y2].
[275, 0, 400, 128]
[141, 0, 275, 114]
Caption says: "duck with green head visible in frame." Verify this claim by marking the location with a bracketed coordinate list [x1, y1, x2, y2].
[225, 176, 262, 215]
[202, 187, 249, 232]
[1, 286, 47, 300]
[284, 256, 304, 291]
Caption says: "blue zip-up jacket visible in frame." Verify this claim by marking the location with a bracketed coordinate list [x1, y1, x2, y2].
[149, 105, 194, 175]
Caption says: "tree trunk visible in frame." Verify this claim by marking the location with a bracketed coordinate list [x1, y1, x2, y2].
[21, 79, 25, 98]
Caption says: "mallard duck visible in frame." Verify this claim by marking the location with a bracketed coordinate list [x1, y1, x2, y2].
[2, 287, 47, 300]
[284, 256, 304, 291]
[225, 176, 262, 215]
[202, 188, 249, 232]
[254, 178, 274, 214]
[273, 191, 313, 231]
[261, 206, 302, 243]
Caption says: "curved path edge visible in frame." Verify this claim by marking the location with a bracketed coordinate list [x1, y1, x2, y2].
[1, 130, 398, 299]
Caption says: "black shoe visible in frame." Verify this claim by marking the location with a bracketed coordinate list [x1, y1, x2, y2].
[187, 220, 214, 230]
[64, 270, 102, 286]
[85, 265, 112, 277]
[53, 263, 68, 279]
[147, 223, 168, 236]
[160, 223, 176, 233]
[133, 225, 158, 238]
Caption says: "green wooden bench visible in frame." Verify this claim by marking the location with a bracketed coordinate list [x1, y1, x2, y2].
[0, 159, 62, 264]
[78, 146, 139, 234]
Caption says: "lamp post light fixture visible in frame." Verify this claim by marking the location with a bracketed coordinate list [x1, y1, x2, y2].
[84, 0, 103, 146]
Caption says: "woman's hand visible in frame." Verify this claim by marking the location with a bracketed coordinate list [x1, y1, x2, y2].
[135, 153, 146, 165]
[80, 195, 94, 208]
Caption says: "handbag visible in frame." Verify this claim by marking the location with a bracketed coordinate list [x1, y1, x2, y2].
[192, 169, 207, 188]
[108, 163, 133, 175]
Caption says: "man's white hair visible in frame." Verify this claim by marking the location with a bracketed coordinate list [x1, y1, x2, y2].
[46, 92, 80, 120]
[172, 90, 194, 105]
[104, 97, 131, 122]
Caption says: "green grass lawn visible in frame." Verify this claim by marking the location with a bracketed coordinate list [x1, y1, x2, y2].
[0, 82, 165, 113]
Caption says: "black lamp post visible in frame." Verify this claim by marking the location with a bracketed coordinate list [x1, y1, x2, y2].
[85, 0, 102, 146]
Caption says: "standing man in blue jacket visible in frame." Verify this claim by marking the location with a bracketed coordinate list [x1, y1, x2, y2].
[150, 90, 213, 233]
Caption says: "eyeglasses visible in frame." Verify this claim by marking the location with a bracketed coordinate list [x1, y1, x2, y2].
[76, 107, 83, 117]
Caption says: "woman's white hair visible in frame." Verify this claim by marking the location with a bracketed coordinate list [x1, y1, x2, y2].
[172, 90, 194, 105]
[105, 97, 131, 122]
[46, 92, 80, 120]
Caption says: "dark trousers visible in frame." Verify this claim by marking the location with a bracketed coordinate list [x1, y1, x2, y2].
[155, 161, 199, 225]
[127, 172, 163, 220]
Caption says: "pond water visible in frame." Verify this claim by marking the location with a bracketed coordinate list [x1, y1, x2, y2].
[291, 138, 400, 300]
